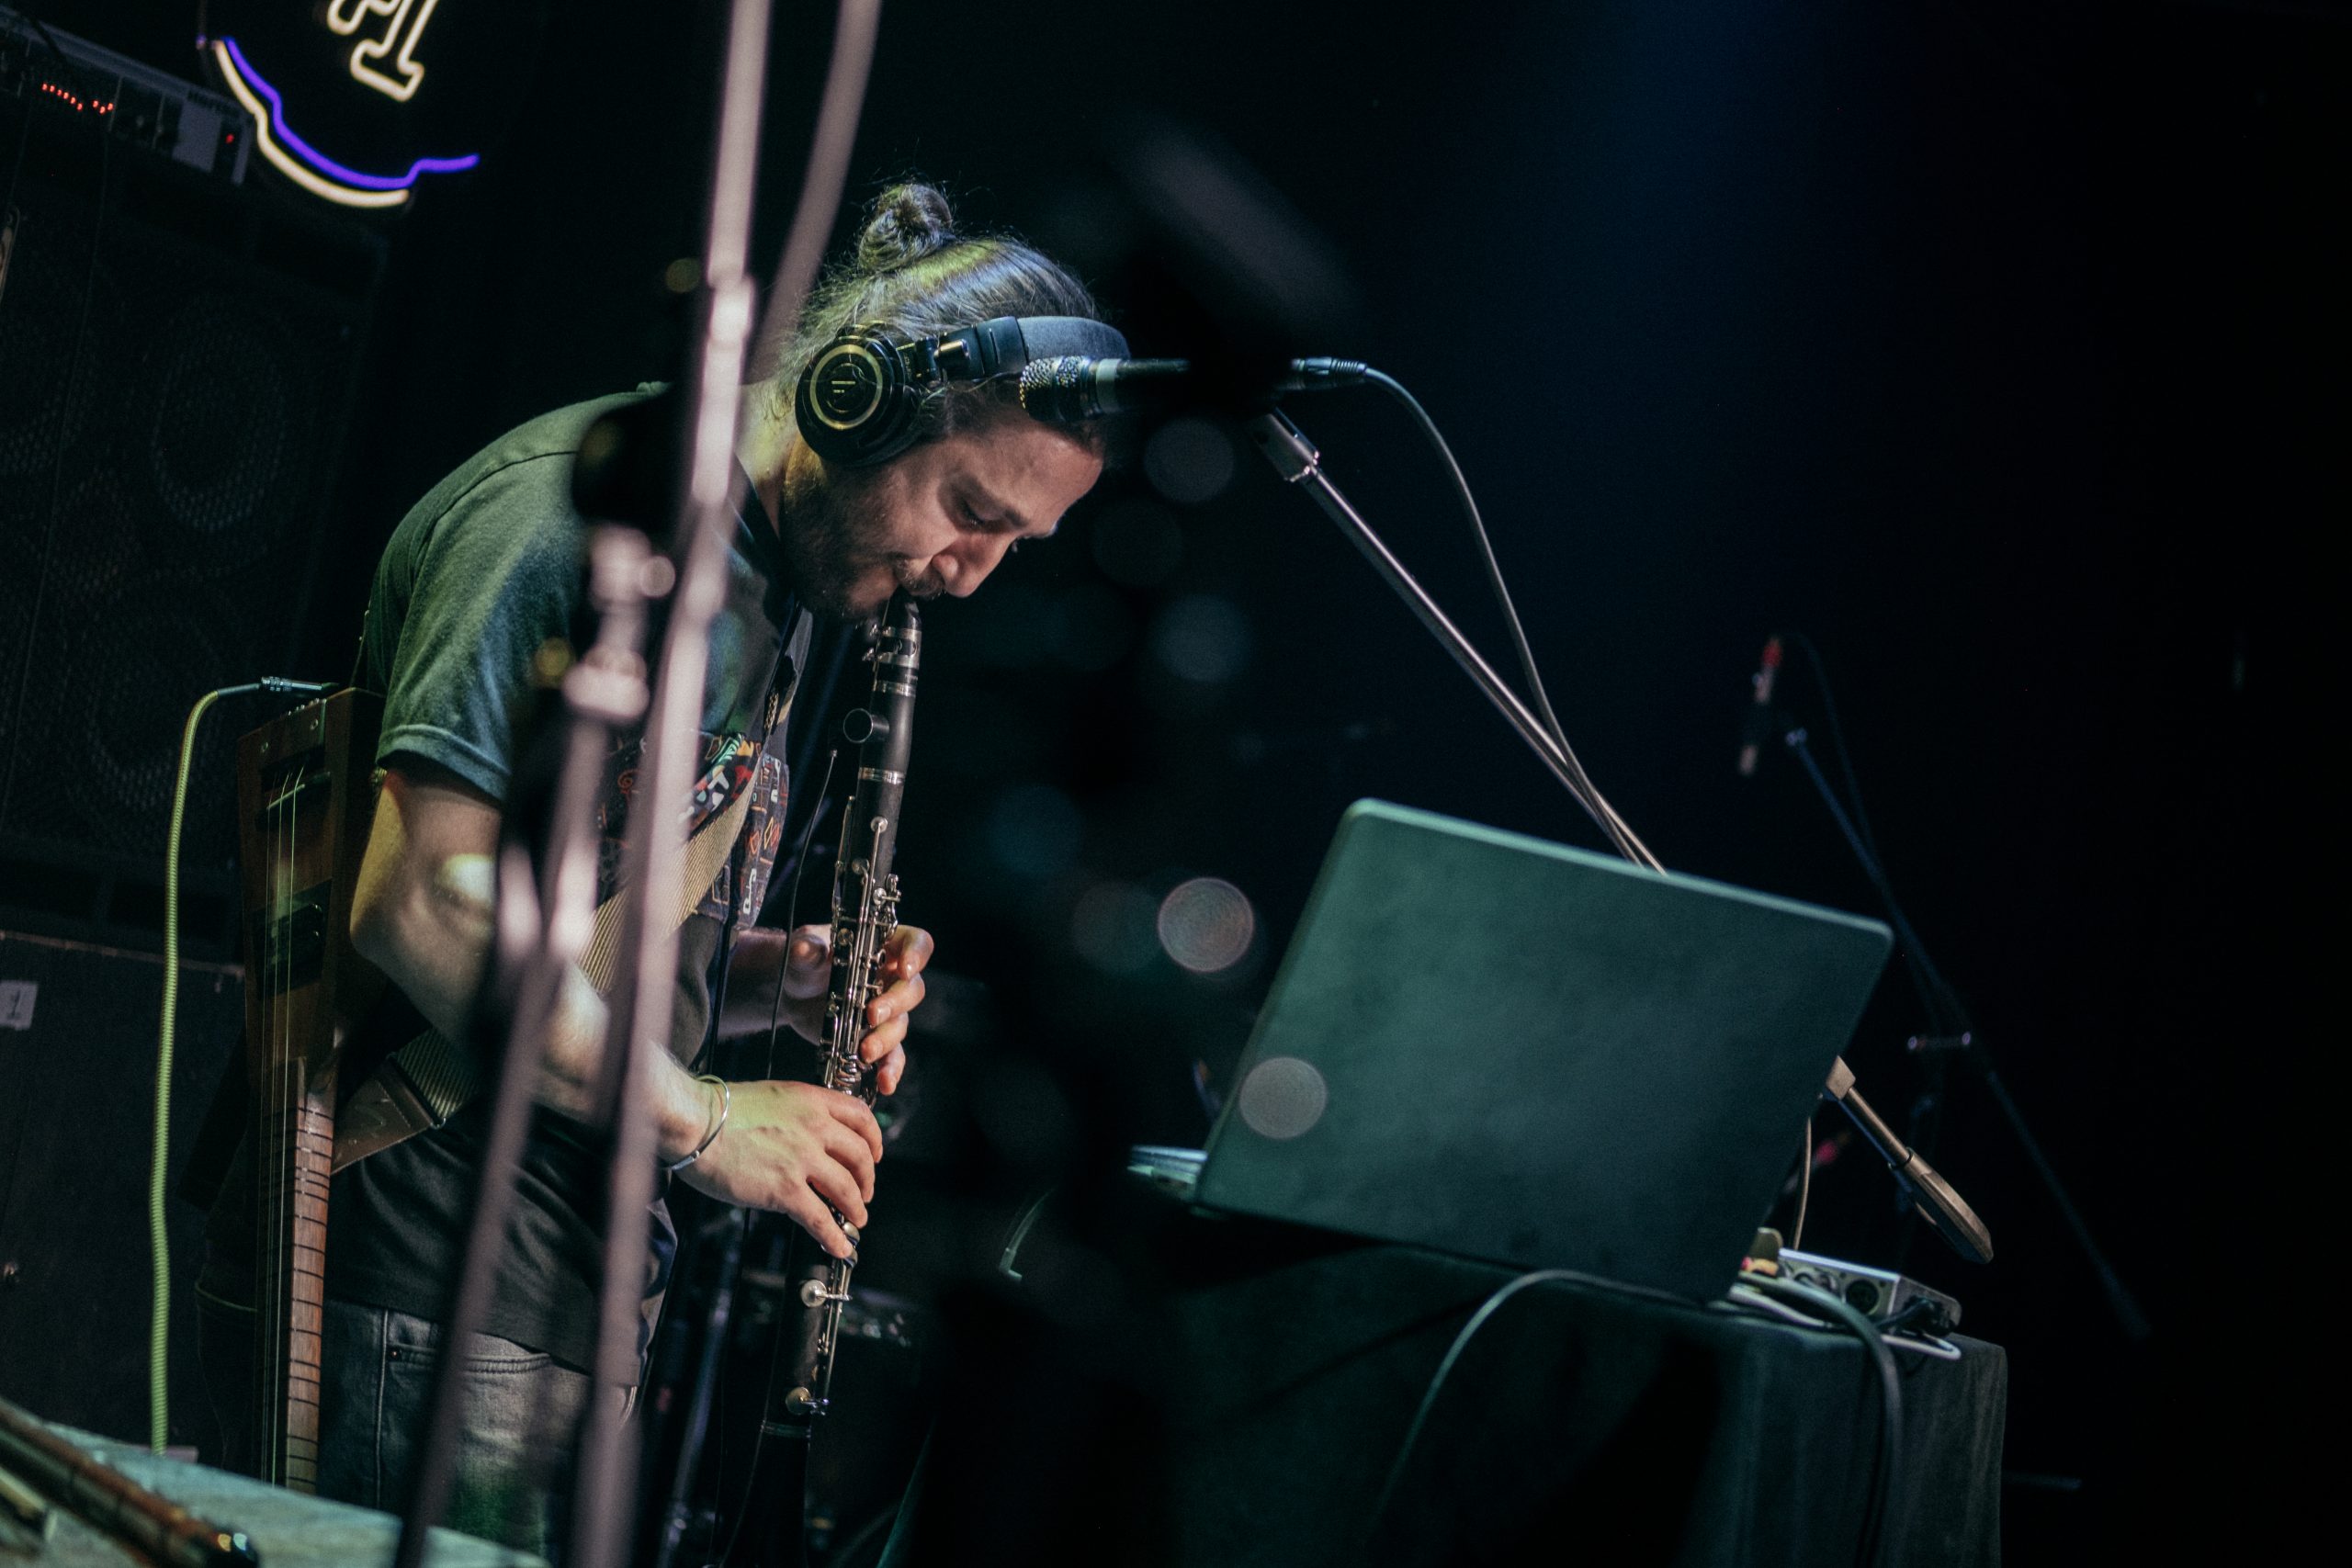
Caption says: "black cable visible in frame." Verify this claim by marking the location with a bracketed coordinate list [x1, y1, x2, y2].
[1363, 369, 1659, 870]
[1739, 1274, 1905, 1568]
[1364, 1268, 1695, 1547]
[1363, 370, 1565, 754]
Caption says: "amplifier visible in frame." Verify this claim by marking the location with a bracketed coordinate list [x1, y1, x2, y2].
[0, 7, 249, 182]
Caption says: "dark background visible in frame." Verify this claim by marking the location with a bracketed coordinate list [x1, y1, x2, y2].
[4, 0, 2340, 1557]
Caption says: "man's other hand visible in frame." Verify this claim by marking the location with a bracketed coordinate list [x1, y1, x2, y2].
[734, 923, 933, 1096]
[677, 1079, 883, 1258]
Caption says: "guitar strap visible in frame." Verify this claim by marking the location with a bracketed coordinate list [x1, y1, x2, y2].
[329, 783, 754, 1171]
[332, 608, 812, 1172]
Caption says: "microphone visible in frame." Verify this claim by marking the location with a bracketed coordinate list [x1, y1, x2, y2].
[1736, 635, 1783, 777]
[1017, 355, 1368, 424]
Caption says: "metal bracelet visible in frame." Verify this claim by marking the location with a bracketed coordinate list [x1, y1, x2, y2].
[663, 1075, 731, 1174]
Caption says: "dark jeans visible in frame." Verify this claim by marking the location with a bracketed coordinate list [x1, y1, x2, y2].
[198, 1288, 613, 1561]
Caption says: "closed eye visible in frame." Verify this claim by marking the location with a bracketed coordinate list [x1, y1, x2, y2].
[960, 496, 1026, 552]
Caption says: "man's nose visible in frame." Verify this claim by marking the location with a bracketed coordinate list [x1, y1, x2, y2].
[937, 540, 1010, 598]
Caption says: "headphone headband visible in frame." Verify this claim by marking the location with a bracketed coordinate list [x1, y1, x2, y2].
[797, 315, 1131, 467]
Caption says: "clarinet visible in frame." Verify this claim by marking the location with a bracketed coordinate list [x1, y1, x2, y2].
[740, 594, 920, 1567]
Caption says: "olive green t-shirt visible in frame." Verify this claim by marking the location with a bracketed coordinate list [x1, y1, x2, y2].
[232, 389, 813, 1371]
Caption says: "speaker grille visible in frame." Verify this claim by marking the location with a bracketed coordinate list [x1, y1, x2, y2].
[0, 158, 379, 877]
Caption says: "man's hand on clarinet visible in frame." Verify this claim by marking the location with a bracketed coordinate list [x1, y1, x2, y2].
[674, 1079, 880, 1258]
[771, 921, 933, 1096]
[684, 921, 934, 1254]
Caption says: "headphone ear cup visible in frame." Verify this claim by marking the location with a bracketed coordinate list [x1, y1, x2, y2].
[796, 331, 920, 467]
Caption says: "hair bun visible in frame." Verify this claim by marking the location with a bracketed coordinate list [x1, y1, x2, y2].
[856, 183, 957, 272]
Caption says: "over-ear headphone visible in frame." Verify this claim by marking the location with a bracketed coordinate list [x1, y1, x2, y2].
[794, 314, 1130, 467]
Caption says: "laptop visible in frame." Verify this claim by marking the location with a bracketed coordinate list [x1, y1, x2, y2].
[1157, 799, 1892, 1303]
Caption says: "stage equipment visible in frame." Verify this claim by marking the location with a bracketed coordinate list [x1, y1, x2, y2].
[0, 1405, 537, 1568]
[141, 676, 334, 1462]
[387, 3, 883, 1567]
[1, 9, 247, 181]
[977, 1189, 2004, 1568]
[379, 518, 662, 1568]
[1773, 1249, 1962, 1333]
[1739, 638, 2145, 1330]
[1189, 798, 1893, 1303]
[226, 690, 384, 1491]
[0, 1396, 254, 1568]
[0, 23, 382, 953]
[725, 595, 922, 1568]
[1819, 1055, 1991, 1264]
[1219, 379, 1985, 1261]
[0, 931, 242, 1456]
[797, 315, 1128, 467]
[1015, 351, 1363, 424]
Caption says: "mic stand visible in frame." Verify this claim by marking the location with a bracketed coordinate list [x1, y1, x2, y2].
[568, 3, 777, 1566]
[1782, 726, 2150, 1337]
[1244, 409, 1982, 1260]
[390, 527, 661, 1568]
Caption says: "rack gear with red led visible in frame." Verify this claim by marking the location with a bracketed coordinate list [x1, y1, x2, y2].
[0, 7, 249, 181]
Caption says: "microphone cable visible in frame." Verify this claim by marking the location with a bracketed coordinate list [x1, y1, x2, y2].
[1363, 1267, 1701, 1555]
[1361, 368, 1663, 872]
[152, 677, 333, 1452]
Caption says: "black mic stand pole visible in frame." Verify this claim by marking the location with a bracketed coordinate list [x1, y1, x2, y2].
[1243, 409, 1988, 1259]
[1781, 725, 2151, 1338]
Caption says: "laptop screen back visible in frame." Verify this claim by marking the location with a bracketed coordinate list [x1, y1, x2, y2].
[1194, 800, 1893, 1301]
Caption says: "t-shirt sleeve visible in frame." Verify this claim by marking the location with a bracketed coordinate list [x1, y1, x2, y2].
[375, 454, 585, 801]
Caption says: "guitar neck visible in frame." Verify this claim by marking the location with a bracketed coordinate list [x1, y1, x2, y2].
[235, 689, 383, 1492]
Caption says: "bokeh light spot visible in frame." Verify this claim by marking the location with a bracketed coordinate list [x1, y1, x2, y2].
[1143, 416, 1237, 505]
[1156, 876, 1256, 974]
[1153, 594, 1252, 684]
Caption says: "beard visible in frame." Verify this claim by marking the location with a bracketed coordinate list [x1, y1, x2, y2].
[773, 460, 939, 620]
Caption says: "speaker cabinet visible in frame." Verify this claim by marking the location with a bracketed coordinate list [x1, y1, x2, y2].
[0, 929, 243, 1456]
[0, 95, 382, 952]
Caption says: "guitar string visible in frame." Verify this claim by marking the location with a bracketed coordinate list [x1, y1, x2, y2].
[261, 761, 284, 1473]
[268, 760, 292, 1474]
[266, 754, 306, 1477]
[265, 761, 282, 1473]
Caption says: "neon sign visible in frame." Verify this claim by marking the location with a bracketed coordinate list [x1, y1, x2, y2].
[211, 39, 473, 209]
[324, 0, 443, 105]
[201, 0, 534, 212]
